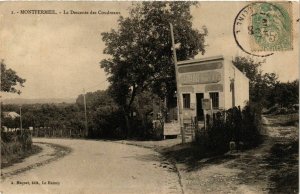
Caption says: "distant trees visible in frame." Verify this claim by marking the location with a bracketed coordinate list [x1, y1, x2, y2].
[267, 80, 299, 108]
[2, 90, 125, 139]
[2, 116, 19, 129]
[101, 2, 208, 134]
[76, 90, 115, 111]
[233, 56, 298, 108]
[76, 90, 123, 138]
[2, 103, 86, 137]
[1, 88, 164, 139]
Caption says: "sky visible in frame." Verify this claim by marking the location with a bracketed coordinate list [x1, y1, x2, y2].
[0, 1, 299, 100]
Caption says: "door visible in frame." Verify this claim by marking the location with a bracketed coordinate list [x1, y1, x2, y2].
[196, 93, 204, 121]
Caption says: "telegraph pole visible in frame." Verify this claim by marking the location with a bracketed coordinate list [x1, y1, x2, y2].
[20, 106, 23, 134]
[83, 89, 88, 137]
[170, 23, 186, 143]
[0, 60, 2, 174]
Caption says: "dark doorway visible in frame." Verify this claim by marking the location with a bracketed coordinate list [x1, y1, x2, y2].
[196, 93, 204, 121]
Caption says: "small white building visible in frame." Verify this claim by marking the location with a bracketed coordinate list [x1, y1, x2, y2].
[177, 55, 249, 122]
[3, 111, 20, 119]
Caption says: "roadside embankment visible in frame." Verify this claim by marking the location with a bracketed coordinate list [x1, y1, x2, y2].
[1, 141, 71, 180]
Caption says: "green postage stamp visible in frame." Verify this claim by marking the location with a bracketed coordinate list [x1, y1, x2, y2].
[249, 2, 293, 52]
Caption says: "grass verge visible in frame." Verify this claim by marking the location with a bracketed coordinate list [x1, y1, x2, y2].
[1, 144, 42, 169]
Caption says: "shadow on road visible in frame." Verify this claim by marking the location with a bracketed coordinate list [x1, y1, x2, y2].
[161, 113, 298, 193]
[162, 143, 238, 172]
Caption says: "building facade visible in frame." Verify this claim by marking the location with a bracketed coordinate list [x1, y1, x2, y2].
[177, 55, 249, 122]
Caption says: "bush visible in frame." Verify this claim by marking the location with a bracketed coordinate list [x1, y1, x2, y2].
[88, 105, 125, 139]
[195, 105, 262, 153]
[1, 129, 33, 167]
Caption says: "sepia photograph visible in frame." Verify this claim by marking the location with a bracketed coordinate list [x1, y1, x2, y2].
[0, 1, 299, 194]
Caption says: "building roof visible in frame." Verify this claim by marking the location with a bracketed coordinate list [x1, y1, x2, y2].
[177, 55, 224, 66]
[177, 55, 249, 80]
[3, 111, 20, 119]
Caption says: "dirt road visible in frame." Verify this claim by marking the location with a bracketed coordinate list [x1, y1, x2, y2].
[1, 138, 182, 194]
[173, 114, 298, 194]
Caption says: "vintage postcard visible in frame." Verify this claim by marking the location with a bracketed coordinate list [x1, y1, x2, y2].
[0, 1, 299, 194]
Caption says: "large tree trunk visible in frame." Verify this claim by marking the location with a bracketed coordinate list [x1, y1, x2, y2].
[122, 106, 131, 138]
[124, 114, 130, 138]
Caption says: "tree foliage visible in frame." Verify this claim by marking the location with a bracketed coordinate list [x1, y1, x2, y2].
[233, 56, 298, 108]
[267, 80, 299, 107]
[100, 2, 207, 131]
[232, 56, 278, 106]
[2, 103, 86, 137]
[76, 90, 123, 138]
[1, 60, 26, 94]
[76, 90, 116, 111]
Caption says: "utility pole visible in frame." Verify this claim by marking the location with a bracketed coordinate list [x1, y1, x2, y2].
[0, 60, 2, 174]
[20, 105, 23, 134]
[83, 88, 88, 137]
[170, 23, 186, 143]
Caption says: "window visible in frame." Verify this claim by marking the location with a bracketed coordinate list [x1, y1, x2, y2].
[209, 92, 219, 109]
[182, 93, 190, 109]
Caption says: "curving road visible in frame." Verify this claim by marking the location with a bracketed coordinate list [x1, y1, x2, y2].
[1, 138, 182, 194]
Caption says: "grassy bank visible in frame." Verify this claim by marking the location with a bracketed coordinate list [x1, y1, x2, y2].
[1, 144, 42, 169]
[1, 130, 35, 169]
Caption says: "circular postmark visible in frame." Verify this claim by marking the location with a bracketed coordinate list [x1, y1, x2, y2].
[233, 2, 292, 57]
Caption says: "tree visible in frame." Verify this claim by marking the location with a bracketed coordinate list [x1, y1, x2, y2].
[1, 60, 26, 132]
[267, 80, 299, 107]
[76, 90, 115, 111]
[75, 90, 125, 138]
[1, 60, 26, 94]
[232, 56, 278, 106]
[100, 2, 207, 133]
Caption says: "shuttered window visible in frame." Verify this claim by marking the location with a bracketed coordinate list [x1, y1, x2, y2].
[182, 93, 190, 109]
[209, 92, 219, 109]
